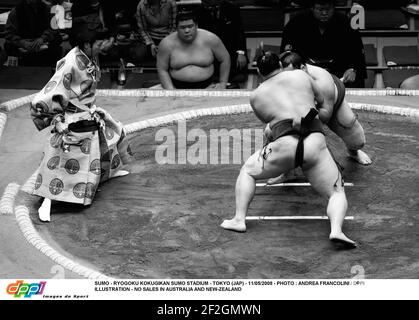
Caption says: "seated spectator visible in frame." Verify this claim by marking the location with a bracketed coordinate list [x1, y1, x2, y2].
[107, 0, 138, 46]
[131, 0, 177, 64]
[4, 0, 63, 67]
[195, 0, 248, 87]
[280, 0, 367, 88]
[71, 0, 117, 63]
[157, 11, 230, 89]
[115, 0, 138, 30]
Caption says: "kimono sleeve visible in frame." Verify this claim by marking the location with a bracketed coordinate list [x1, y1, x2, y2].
[30, 56, 75, 131]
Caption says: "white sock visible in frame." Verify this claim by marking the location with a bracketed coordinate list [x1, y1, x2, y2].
[38, 198, 51, 222]
[113, 170, 129, 178]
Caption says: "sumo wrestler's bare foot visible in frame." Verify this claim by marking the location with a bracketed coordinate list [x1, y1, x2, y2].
[348, 150, 372, 165]
[113, 170, 130, 178]
[221, 218, 246, 232]
[38, 198, 51, 222]
[329, 232, 357, 248]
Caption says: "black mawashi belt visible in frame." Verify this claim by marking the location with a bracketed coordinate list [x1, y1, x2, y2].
[68, 120, 99, 133]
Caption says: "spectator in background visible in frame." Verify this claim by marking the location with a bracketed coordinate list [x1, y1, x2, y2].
[114, 0, 139, 31]
[196, 0, 248, 87]
[132, 0, 177, 63]
[4, 0, 63, 66]
[109, 1, 139, 63]
[280, 0, 367, 87]
[71, 0, 117, 61]
[157, 11, 230, 89]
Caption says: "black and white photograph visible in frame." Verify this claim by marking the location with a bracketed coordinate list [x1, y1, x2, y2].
[0, 0, 418, 304]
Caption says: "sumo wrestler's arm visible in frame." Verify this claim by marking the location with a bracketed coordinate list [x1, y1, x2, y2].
[309, 77, 331, 123]
[249, 90, 269, 124]
[210, 34, 231, 89]
[156, 38, 175, 89]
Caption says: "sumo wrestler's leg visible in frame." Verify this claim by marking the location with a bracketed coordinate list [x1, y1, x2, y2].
[221, 137, 297, 232]
[262, 124, 301, 184]
[302, 133, 356, 247]
[329, 100, 372, 165]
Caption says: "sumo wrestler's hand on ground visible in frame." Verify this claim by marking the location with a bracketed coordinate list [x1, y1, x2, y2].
[208, 82, 227, 89]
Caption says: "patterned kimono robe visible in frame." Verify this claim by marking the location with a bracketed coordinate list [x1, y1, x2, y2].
[30, 46, 126, 205]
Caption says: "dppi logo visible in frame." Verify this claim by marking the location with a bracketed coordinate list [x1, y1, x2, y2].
[6, 280, 46, 298]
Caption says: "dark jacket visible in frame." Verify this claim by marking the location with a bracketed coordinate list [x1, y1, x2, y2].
[5, 0, 61, 48]
[71, 0, 117, 38]
[280, 10, 367, 82]
[195, 0, 247, 62]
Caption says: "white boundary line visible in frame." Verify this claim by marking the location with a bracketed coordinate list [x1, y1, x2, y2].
[0, 112, 7, 142]
[15, 204, 110, 279]
[96, 89, 419, 98]
[0, 182, 20, 215]
[350, 103, 419, 118]
[2, 89, 419, 112]
[256, 182, 354, 187]
[246, 216, 354, 220]
[0, 93, 37, 112]
[20, 169, 39, 194]
[1, 90, 418, 279]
